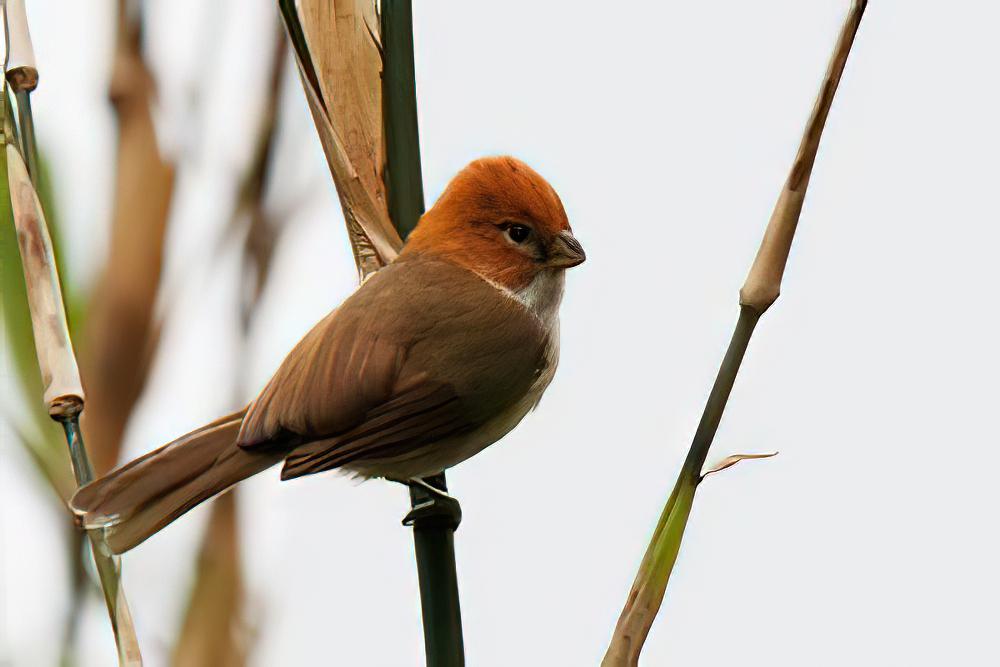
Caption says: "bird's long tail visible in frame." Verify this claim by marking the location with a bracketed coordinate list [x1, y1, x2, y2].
[70, 410, 284, 554]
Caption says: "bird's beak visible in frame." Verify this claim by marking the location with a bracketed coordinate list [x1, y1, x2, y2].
[547, 230, 586, 269]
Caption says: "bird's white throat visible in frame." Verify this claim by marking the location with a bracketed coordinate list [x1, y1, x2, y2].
[514, 270, 565, 328]
[470, 267, 565, 329]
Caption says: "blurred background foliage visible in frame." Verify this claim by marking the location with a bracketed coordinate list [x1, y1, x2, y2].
[2, 1, 285, 663]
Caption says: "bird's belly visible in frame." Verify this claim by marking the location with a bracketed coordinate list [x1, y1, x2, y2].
[344, 276, 563, 481]
[341, 388, 539, 480]
[344, 341, 558, 480]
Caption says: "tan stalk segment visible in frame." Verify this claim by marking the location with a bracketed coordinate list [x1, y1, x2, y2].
[603, 2, 867, 665]
[4, 5, 144, 661]
[6, 143, 84, 417]
[7, 141, 144, 665]
[3, 0, 37, 91]
[292, 0, 402, 278]
[740, 0, 867, 314]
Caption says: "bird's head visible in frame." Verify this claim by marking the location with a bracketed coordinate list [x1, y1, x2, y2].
[402, 156, 585, 292]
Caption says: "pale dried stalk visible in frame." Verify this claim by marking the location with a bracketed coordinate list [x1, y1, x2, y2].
[740, 1, 867, 314]
[283, 0, 402, 279]
[603, 3, 867, 665]
[7, 143, 143, 666]
[6, 144, 83, 416]
[4, 0, 38, 179]
[4, 3, 143, 661]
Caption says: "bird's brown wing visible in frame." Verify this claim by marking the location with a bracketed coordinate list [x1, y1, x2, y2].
[236, 307, 404, 446]
[279, 380, 468, 478]
[237, 256, 550, 477]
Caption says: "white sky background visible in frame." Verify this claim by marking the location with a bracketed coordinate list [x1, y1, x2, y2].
[3, 0, 1000, 665]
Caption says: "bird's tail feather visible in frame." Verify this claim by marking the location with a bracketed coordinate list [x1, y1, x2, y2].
[70, 410, 283, 554]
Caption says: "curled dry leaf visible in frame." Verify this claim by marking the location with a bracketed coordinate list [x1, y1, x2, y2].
[282, 0, 402, 280]
[701, 452, 778, 481]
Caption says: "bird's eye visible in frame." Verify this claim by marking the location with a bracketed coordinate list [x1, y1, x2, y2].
[505, 224, 531, 244]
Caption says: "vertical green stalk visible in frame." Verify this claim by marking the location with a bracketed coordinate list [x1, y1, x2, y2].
[603, 307, 759, 666]
[678, 307, 760, 485]
[381, 1, 465, 665]
[404, 474, 464, 667]
[381, 0, 425, 240]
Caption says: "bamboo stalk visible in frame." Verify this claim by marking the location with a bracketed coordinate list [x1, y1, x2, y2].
[2, 2, 143, 663]
[3, 0, 37, 180]
[6, 125, 143, 667]
[5, 137, 83, 417]
[280, 2, 464, 662]
[378, 2, 464, 663]
[380, 0, 424, 239]
[602, 3, 867, 665]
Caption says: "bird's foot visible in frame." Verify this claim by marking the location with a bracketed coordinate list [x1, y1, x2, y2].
[407, 476, 456, 502]
[399, 475, 462, 530]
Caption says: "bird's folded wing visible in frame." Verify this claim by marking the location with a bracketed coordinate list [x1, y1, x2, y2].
[236, 257, 549, 476]
[279, 380, 469, 478]
[236, 306, 404, 448]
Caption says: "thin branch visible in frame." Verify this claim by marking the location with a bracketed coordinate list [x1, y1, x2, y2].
[602, 3, 867, 665]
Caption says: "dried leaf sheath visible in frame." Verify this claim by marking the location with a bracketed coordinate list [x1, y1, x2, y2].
[6, 143, 84, 416]
[284, 0, 403, 279]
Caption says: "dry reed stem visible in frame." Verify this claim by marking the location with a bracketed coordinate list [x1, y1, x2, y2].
[4, 4, 144, 661]
[603, 3, 867, 665]
[8, 139, 144, 665]
[3, 0, 36, 91]
[6, 143, 84, 417]
[740, 1, 868, 314]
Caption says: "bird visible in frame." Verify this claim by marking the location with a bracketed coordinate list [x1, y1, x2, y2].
[70, 156, 585, 554]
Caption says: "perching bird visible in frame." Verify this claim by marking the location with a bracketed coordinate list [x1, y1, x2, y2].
[71, 156, 585, 553]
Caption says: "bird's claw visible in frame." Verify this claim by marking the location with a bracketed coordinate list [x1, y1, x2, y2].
[400, 475, 462, 530]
